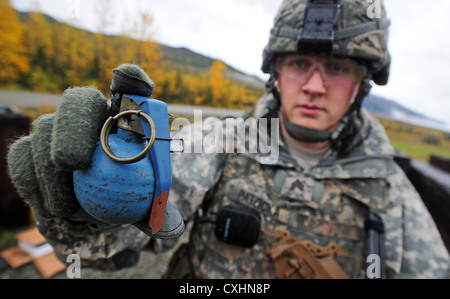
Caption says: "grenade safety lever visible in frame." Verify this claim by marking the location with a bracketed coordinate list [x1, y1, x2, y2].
[120, 95, 173, 235]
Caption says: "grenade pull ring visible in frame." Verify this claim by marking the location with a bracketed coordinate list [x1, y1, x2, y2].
[100, 110, 156, 164]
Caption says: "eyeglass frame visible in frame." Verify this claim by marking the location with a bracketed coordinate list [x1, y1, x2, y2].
[275, 54, 367, 87]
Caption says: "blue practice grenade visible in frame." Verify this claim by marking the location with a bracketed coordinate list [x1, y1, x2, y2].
[73, 95, 173, 235]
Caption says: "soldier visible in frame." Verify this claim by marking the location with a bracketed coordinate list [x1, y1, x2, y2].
[7, 0, 450, 278]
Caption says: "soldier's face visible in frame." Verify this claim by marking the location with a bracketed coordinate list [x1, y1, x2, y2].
[277, 55, 362, 134]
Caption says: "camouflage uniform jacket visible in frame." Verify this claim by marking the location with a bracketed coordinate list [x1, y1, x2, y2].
[37, 94, 449, 278]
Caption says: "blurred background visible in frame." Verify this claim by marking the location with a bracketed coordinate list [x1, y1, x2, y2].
[0, 0, 448, 146]
[0, 0, 449, 278]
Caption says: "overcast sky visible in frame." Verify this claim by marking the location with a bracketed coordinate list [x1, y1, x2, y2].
[11, 0, 450, 127]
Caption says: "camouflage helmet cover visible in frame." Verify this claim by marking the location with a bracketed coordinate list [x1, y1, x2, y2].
[262, 0, 391, 85]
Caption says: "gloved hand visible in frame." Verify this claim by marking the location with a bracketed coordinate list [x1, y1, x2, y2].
[7, 64, 184, 240]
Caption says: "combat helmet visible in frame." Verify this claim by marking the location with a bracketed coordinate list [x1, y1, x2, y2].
[262, 0, 391, 85]
[262, 0, 391, 151]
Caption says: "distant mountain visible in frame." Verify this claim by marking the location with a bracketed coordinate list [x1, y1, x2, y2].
[364, 94, 429, 120]
[160, 46, 213, 73]
[160, 45, 266, 90]
[363, 94, 450, 132]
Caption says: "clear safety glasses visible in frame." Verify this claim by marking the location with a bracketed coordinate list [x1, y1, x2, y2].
[276, 55, 367, 86]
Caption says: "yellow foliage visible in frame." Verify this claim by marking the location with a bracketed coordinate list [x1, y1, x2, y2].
[24, 11, 51, 58]
[0, 0, 30, 85]
[0, 3, 264, 108]
[209, 60, 229, 106]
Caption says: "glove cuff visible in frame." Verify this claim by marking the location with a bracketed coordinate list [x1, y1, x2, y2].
[133, 201, 185, 239]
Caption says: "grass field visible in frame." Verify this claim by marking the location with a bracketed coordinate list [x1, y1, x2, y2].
[379, 118, 450, 161]
[391, 142, 450, 161]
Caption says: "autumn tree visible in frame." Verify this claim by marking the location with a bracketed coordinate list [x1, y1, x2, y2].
[92, 0, 118, 92]
[0, 0, 30, 85]
[0, 3, 264, 108]
[209, 60, 229, 107]
[22, 8, 55, 91]
[122, 11, 163, 91]
[24, 9, 50, 66]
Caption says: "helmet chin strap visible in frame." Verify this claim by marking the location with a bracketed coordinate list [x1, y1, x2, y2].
[282, 113, 333, 143]
[282, 112, 349, 144]
[280, 80, 370, 145]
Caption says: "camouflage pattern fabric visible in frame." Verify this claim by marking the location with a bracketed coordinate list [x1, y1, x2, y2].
[36, 212, 150, 271]
[36, 93, 450, 278]
[170, 94, 449, 278]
